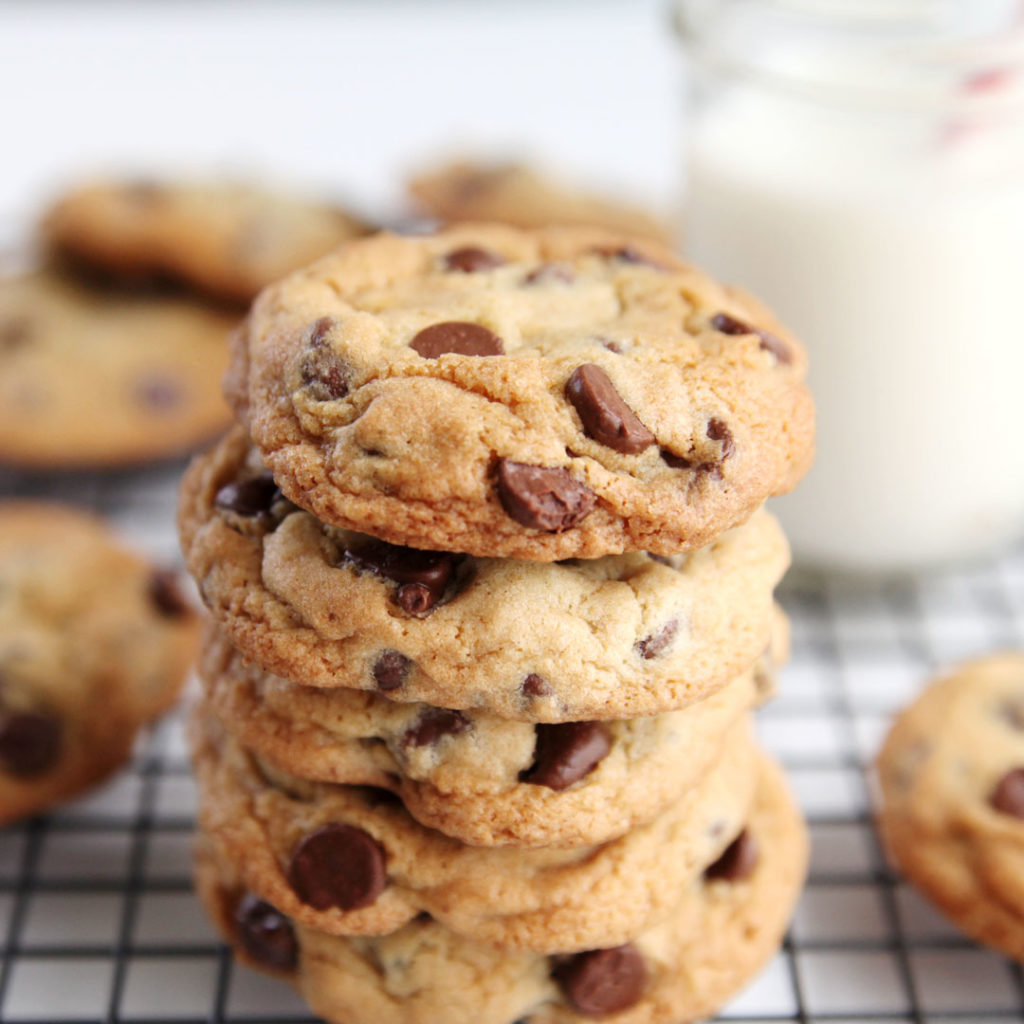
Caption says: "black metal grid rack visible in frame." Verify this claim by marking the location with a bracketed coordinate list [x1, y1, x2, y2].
[1, 460, 1023, 1023]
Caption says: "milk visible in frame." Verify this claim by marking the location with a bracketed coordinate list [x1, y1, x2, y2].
[685, 88, 1024, 571]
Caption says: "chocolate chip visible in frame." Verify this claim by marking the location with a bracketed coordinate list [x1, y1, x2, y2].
[991, 768, 1024, 818]
[300, 317, 349, 400]
[134, 374, 183, 411]
[553, 944, 647, 1016]
[705, 828, 759, 881]
[402, 708, 471, 747]
[520, 721, 611, 791]
[522, 673, 552, 698]
[0, 709, 61, 778]
[344, 539, 456, 614]
[495, 459, 597, 532]
[410, 321, 504, 358]
[444, 247, 504, 273]
[148, 569, 190, 618]
[710, 312, 792, 364]
[373, 651, 411, 692]
[637, 619, 678, 660]
[0, 316, 31, 351]
[565, 364, 655, 455]
[287, 823, 387, 911]
[706, 417, 735, 460]
[125, 180, 164, 204]
[234, 893, 298, 971]
[999, 700, 1024, 730]
[659, 447, 691, 470]
[524, 263, 574, 285]
[593, 245, 663, 269]
[214, 472, 280, 518]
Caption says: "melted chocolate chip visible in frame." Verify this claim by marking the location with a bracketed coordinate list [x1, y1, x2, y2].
[134, 374, 183, 411]
[553, 944, 647, 1016]
[0, 709, 61, 778]
[410, 321, 504, 358]
[705, 828, 759, 881]
[214, 472, 280, 518]
[565, 364, 655, 455]
[148, 569, 190, 618]
[991, 768, 1024, 818]
[637, 619, 678, 660]
[495, 459, 597, 532]
[710, 312, 792, 364]
[706, 417, 735, 460]
[659, 447, 691, 470]
[522, 673, 552, 698]
[287, 823, 387, 911]
[524, 263, 574, 286]
[520, 721, 611, 791]
[234, 893, 298, 971]
[444, 247, 504, 273]
[344, 539, 456, 614]
[593, 245, 663, 269]
[300, 316, 349, 400]
[373, 651, 411, 692]
[999, 700, 1024, 730]
[402, 708, 471, 747]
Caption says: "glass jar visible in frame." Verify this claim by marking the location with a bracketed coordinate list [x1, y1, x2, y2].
[677, 0, 1024, 572]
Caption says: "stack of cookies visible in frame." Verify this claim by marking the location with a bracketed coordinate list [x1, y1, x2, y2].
[178, 223, 815, 1023]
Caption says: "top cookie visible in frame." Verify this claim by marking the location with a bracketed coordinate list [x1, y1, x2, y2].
[231, 224, 814, 560]
[43, 180, 370, 304]
[407, 159, 674, 244]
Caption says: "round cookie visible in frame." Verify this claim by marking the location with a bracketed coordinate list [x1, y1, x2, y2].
[196, 754, 807, 1024]
[0, 502, 198, 825]
[407, 159, 674, 244]
[43, 180, 371, 305]
[178, 427, 790, 720]
[200, 625, 778, 847]
[193, 707, 760, 951]
[0, 271, 235, 467]
[877, 654, 1024, 961]
[228, 223, 814, 559]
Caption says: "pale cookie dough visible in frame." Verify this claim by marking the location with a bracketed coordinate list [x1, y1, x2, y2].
[228, 223, 814, 559]
[407, 159, 674, 244]
[877, 653, 1024, 962]
[193, 707, 761, 951]
[196, 754, 807, 1024]
[43, 179, 370, 304]
[178, 427, 790, 721]
[200, 624, 780, 847]
[0, 502, 198, 825]
[0, 271, 235, 468]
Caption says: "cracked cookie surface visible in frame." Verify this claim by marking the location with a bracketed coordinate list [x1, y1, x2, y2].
[179, 427, 789, 720]
[0, 501, 198, 824]
[228, 223, 814, 559]
[193, 706, 761, 950]
[877, 654, 1024, 962]
[199, 624, 778, 847]
[196, 752, 806, 1024]
[43, 179, 371, 304]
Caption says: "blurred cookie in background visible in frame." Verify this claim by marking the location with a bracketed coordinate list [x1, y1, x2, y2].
[0, 501, 198, 825]
[407, 158, 674, 244]
[0, 270, 236, 468]
[43, 180, 373, 305]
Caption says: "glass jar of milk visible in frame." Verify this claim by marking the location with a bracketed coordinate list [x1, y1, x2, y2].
[677, 0, 1024, 572]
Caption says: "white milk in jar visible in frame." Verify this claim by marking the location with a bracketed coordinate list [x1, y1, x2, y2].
[677, 0, 1024, 571]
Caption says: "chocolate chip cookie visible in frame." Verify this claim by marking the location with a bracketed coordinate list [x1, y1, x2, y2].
[193, 705, 761, 951]
[199, 620, 780, 846]
[407, 159, 674, 244]
[195, 752, 806, 1023]
[43, 179, 371, 305]
[0, 271, 236, 467]
[0, 502, 198, 824]
[228, 223, 814, 559]
[877, 654, 1024, 961]
[179, 427, 790, 720]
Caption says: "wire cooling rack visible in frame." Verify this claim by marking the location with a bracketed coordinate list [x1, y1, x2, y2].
[1, 459, 1023, 1024]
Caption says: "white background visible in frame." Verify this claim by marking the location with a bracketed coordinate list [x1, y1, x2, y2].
[0, 0, 682, 230]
